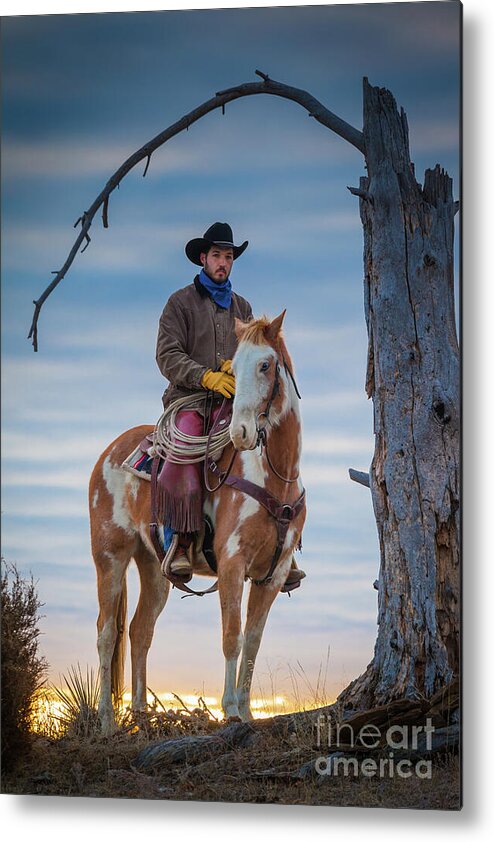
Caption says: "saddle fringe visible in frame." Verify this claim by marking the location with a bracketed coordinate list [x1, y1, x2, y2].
[157, 485, 203, 534]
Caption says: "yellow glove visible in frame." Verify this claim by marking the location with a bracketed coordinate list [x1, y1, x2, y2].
[201, 369, 236, 398]
[220, 359, 234, 375]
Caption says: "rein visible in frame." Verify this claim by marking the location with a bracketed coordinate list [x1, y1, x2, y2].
[203, 398, 237, 493]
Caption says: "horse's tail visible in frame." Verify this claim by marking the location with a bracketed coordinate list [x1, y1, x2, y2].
[111, 577, 127, 706]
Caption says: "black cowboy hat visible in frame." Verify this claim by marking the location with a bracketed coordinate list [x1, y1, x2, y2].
[185, 222, 248, 266]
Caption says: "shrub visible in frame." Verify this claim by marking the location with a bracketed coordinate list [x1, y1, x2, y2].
[1, 560, 47, 773]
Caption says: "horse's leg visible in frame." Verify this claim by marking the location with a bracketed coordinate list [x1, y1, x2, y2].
[95, 544, 133, 735]
[237, 554, 292, 721]
[218, 557, 245, 719]
[129, 539, 170, 711]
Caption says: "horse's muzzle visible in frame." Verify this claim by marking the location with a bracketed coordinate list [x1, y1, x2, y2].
[230, 416, 258, 451]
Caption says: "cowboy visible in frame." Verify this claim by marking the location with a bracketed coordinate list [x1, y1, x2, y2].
[156, 222, 305, 588]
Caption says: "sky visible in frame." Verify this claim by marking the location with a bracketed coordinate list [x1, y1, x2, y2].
[1, 1, 461, 711]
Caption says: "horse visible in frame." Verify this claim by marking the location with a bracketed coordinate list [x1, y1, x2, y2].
[89, 310, 306, 734]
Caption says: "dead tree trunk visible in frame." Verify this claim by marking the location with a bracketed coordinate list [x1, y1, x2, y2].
[341, 80, 460, 708]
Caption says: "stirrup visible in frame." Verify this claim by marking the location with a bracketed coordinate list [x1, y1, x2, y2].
[281, 567, 306, 594]
[281, 579, 302, 594]
[161, 534, 193, 583]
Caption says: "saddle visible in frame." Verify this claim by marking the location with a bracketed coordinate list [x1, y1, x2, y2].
[122, 432, 156, 480]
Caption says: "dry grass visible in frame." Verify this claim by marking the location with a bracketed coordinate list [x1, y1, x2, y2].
[2, 698, 460, 808]
[2, 723, 460, 808]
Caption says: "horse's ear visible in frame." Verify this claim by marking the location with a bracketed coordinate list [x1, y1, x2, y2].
[264, 310, 286, 343]
[235, 317, 249, 340]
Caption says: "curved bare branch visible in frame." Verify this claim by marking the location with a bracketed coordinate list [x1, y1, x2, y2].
[27, 70, 364, 350]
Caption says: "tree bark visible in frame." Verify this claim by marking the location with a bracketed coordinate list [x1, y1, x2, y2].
[340, 80, 460, 708]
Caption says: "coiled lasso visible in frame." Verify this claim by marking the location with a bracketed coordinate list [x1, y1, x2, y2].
[153, 395, 232, 464]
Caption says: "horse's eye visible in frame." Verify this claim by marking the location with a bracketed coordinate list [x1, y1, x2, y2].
[260, 361, 270, 372]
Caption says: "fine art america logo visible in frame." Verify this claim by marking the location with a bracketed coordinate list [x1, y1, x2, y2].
[314, 713, 435, 779]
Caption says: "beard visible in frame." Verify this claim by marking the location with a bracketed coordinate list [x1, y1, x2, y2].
[203, 258, 229, 284]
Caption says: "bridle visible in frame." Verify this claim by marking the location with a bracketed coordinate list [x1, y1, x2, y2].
[254, 355, 301, 484]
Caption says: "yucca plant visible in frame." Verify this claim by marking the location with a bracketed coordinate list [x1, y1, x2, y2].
[52, 664, 101, 738]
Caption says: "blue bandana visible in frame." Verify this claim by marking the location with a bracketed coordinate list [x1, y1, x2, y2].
[199, 268, 232, 310]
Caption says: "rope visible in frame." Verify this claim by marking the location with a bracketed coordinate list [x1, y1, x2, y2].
[153, 395, 232, 464]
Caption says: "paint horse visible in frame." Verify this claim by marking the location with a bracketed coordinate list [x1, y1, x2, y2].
[90, 311, 306, 734]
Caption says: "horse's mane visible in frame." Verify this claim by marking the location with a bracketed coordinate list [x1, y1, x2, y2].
[239, 316, 283, 346]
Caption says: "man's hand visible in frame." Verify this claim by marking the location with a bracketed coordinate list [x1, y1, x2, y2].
[220, 359, 234, 375]
[201, 369, 235, 398]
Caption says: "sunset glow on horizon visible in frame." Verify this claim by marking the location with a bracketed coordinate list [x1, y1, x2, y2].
[32, 688, 334, 732]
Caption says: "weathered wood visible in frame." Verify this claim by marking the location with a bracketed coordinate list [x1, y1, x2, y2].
[340, 80, 460, 708]
[349, 468, 370, 487]
[131, 720, 259, 770]
[131, 712, 306, 770]
[343, 698, 430, 738]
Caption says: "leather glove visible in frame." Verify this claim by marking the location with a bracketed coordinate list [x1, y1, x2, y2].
[220, 359, 234, 375]
[201, 369, 236, 398]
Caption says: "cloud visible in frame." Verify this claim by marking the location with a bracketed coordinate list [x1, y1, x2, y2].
[303, 433, 372, 457]
[2, 355, 110, 384]
[3, 495, 88, 519]
[2, 429, 108, 463]
[2, 466, 88, 490]
[1, 527, 88, 560]
[2, 108, 358, 183]
[250, 212, 361, 254]
[2, 200, 361, 275]
[301, 464, 349, 487]
[1, 139, 196, 180]
[409, 118, 460, 155]
[301, 389, 367, 412]
[2, 220, 191, 273]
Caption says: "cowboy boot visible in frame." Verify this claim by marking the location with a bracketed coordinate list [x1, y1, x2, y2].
[169, 535, 193, 579]
[283, 556, 306, 590]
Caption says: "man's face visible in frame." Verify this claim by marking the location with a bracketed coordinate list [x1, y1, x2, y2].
[200, 246, 234, 284]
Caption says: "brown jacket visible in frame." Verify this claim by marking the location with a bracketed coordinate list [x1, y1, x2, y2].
[156, 275, 253, 408]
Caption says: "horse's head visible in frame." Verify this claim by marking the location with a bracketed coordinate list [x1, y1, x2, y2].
[230, 311, 294, 451]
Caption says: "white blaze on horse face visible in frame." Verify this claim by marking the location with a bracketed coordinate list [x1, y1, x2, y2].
[231, 343, 277, 450]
